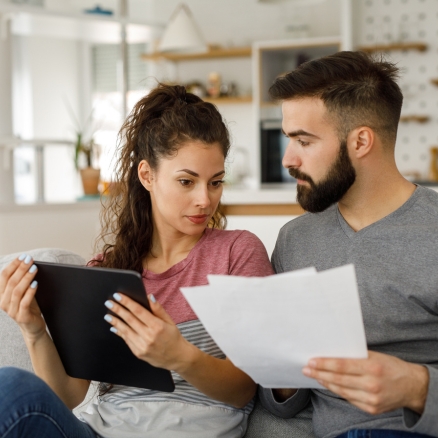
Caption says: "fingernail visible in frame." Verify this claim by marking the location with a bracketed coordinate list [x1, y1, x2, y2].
[30, 281, 38, 289]
[104, 300, 114, 309]
[308, 359, 317, 367]
[302, 367, 311, 376]
[24, 255, 32, 264]
[29, 264, 37, 274]
[149, 294, 156, 303]
[113, 293, 122, 302]
[18, 254, 26, 261]
[110, 327, 118, 334]
[104, 314, 112, 322]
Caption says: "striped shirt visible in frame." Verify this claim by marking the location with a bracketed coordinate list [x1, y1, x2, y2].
[81, 229, 274, 438]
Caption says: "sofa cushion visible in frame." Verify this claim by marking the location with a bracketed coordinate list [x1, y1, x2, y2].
[0, 248, 86, 371]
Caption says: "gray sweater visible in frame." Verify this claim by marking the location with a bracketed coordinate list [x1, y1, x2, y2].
[259, 185, 438, 438]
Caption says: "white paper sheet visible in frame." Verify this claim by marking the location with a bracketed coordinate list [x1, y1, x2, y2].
[181, 264, 367, 388]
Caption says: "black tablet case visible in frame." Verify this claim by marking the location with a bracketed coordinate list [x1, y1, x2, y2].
[34, 262, 175, 392]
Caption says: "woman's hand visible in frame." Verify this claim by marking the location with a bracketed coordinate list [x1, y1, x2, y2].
[0, 254, 46, 340]
[104, 293, 195, 372]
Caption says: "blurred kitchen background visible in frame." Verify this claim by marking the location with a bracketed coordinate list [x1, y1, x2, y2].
[1, 0, 437, 258]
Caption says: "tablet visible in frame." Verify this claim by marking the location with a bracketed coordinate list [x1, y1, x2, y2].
[34, 261, 175, 392]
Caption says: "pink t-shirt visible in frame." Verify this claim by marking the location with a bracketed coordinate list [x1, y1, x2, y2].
[142, 228, 274, 325]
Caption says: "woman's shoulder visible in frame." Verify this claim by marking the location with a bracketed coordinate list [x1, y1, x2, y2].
[206, 228, 264, 247]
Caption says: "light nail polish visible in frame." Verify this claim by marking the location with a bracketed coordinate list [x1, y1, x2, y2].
[104, 300, 114, 309]
[113, 293, 122, 302]
[30, 281, 38, 289]
[18, 254, 26, 261]
[104, 314, 112, 322]
[110, 327, 118, 334]
[29, 265, 37, 274]
[149, 294, 156, 303]
[24, 255, 32, 264]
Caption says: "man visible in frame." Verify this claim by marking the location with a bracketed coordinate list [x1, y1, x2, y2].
[259, 51, 438, 437]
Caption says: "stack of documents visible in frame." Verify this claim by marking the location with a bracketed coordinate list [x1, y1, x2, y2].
[181, 264, 367, 388]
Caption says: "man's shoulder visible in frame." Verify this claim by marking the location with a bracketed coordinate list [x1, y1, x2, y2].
[278, 204, 338, 237]
[414, 185, 438, 218]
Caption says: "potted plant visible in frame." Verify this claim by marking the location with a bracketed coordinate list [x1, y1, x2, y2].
[74, 133, 101, 196]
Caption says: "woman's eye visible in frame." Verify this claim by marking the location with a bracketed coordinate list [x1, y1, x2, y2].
[178, 179, 193, 187]
[211, 180, 224, 188]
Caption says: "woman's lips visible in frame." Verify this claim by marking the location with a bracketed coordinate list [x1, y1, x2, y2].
[187, 214, 209, 224]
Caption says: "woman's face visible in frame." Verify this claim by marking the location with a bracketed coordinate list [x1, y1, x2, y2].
[138, 141, 225, 237]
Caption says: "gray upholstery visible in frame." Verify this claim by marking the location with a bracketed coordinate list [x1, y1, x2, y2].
[0, 248, 314, 437]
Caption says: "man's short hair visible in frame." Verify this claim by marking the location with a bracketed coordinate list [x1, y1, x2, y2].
[269, 51, 403, 146]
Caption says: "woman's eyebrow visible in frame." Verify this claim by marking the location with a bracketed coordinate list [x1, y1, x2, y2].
[177, 169, 225, 178]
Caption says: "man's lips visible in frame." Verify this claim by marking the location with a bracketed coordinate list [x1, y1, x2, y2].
[187, 214, 209, 224]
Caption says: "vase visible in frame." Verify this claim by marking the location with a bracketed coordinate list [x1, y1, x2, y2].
[80, 167, 100, 195]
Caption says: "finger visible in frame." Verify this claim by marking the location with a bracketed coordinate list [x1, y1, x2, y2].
[0, 255, 29, 306]
[19, 280, 40, 313]
[148, 294, 174, 325]
[303, 367, 369, 391]
[112, 293, 162, 326]
[105, 297, 151, 335]
[104, 313, 146, 354]
[8, 263, 38, 317]
[308, 357, 368, 376]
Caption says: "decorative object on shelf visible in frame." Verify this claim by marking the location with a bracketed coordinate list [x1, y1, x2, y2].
[358, 42, 427, 54]
[207, 72, 221, 98]
[428, 147, 438, 182]
[83, 5, 114, 16]
[158, 3, 207, 54]
[399, 115, 430, 123]
[185, 81, 206, 98]
[431, 79, 438, 87]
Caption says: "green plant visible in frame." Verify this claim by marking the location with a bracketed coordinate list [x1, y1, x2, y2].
[74, 134, 100, 170]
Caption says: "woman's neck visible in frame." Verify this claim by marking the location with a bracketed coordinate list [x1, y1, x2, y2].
[144, 228, 204, 274]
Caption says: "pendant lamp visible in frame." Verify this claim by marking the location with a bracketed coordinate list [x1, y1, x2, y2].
[158, 3, 207, 54]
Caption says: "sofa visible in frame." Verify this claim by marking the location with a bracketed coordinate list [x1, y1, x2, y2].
[0, 248, 314, 438]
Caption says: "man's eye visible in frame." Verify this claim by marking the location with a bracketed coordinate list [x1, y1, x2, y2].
[298, 139, 309, 146]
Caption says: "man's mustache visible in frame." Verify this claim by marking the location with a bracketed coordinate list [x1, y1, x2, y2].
[288, 168, 314, 185]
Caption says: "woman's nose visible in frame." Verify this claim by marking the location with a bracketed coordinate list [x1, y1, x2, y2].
[195, 186, 211, 208]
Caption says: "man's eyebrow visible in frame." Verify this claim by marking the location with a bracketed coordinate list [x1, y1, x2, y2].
[281, 128, 320, 139]
[177, 169, 225, 178]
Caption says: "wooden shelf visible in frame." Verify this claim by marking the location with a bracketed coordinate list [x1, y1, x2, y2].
[431, 79, 438, 87]
[204, 96, 252, 104]
[358, 42, 428, 53]
[400, 115, 430, 123]
[222, 203, 305, 216]
[142, 46, 252, 62]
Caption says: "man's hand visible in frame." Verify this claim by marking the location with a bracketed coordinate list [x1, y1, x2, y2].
[303, 351, 429, 415]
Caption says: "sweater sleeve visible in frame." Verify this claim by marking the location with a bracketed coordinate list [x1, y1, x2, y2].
[228, 231, 274, 277]
[403, 364, 438, 435]
[258, 386, 311, 418]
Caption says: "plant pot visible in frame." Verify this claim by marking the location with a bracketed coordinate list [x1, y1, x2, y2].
[80, 167, 100, 195]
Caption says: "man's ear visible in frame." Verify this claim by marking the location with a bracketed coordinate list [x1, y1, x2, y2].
[138, 159, 153, 191]
[348, 126, 374, 159]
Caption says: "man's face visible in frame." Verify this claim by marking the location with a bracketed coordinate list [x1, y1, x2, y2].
[281, 98, 356, 213]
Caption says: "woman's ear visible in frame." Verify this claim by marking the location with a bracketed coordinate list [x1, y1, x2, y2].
[348, 126, 374, 159]
[138, 160, 153, 191]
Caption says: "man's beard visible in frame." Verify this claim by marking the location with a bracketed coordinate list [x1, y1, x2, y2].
[288, 140, 356, 213]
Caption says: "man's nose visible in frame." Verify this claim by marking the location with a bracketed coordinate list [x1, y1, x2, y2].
[282, 143, 301, 169]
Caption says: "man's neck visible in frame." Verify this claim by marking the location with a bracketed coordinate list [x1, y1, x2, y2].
[337, 171, 416, 232]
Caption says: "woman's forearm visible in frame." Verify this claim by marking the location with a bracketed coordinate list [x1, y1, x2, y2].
[176, 341, 256, 408]
[23, 329, 90, 410]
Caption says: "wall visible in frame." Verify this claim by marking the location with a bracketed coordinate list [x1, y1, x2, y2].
[353, 0, 438, 180]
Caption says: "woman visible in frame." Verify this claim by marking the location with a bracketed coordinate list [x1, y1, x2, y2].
[0, 84, 274, 438]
